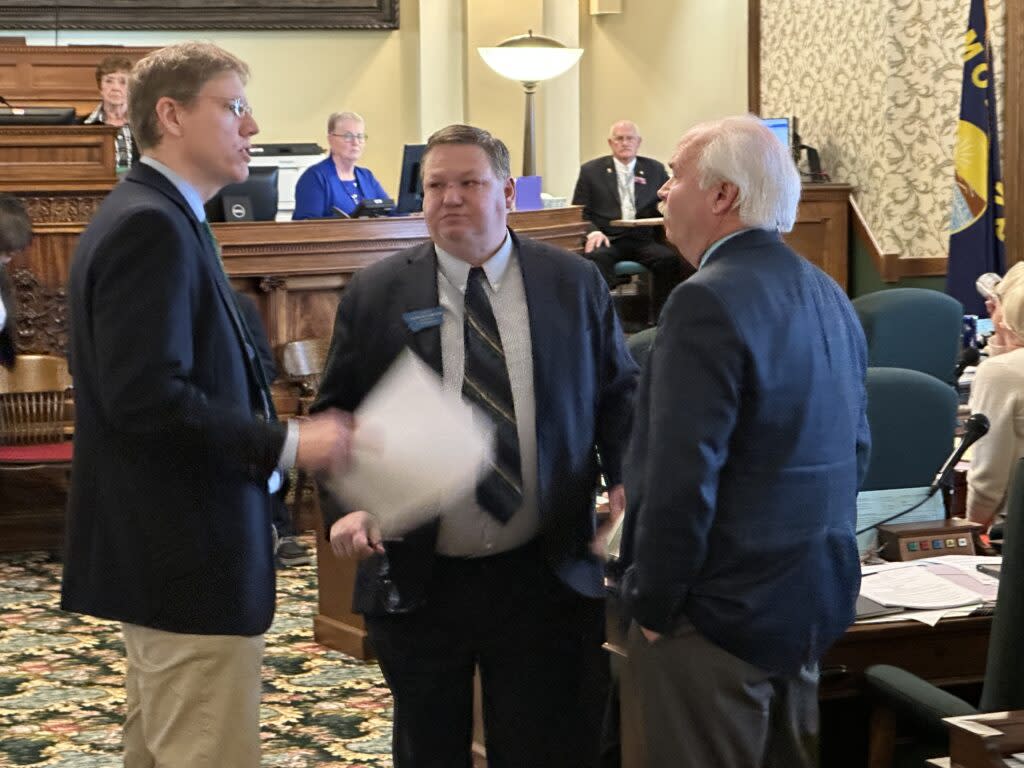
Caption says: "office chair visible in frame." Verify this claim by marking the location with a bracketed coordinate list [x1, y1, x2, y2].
[613, 260, 655, 326]
[863, 457, 1024, 767]
[852, 288, 963, 384]
[626, 326, 657, 371]
[861, 367, 959, 493]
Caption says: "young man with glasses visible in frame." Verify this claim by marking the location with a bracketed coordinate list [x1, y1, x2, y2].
[292, 110, 391, 219]
[62, 42, 355, 767]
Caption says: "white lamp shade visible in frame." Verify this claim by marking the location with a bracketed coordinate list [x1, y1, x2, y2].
[478, 45, 583, 84]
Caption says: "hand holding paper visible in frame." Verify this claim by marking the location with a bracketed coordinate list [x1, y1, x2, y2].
[324, 350, 493, 542]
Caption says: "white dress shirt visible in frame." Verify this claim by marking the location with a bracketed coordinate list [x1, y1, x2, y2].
[614, 157, 637, 221]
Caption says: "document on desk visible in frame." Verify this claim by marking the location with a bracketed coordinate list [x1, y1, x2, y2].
[324, 349, 493, 538]
[859, 564, 984, 610]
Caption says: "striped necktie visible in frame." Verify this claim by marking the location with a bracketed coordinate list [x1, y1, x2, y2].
[462, 267, 522, 523]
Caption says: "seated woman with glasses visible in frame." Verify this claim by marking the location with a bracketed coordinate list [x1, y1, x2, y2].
[292, 111, 390, 220]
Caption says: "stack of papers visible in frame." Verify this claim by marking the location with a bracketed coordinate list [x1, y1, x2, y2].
[857, 555, 1001, 626]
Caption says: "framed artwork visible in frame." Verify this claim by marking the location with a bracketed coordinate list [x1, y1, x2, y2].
[0, 0, 398, 30]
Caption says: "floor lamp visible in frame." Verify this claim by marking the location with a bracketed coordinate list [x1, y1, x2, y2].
[478, 31, 583, 177]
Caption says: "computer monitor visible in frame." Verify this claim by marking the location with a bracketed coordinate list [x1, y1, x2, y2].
[395, 144, 426, 214]
[204, 166, 279, 222]
[760, 116, 793, 151]
[0, 106, 76, 126]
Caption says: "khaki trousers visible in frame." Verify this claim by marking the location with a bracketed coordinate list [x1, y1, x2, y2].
[121, 623, 264, 768]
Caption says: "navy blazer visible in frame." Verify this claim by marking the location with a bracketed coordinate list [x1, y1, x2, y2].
[620, 229, 870, 674]
[292, 157, 390, 220]
[312, 232, 638, 615]
[61, 163, 286, 636]
[571, 155, 668, 239]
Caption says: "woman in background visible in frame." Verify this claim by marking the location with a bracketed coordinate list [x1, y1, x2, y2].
[967, 261, 1024, 529]
[82, 55, 138, 171]
[292, 111, 390, 219]
[0, 194, 32, 368]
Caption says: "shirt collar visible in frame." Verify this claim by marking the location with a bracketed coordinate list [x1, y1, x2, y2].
[698, 227, 760, 270]
[613, 157, 636, 176]
[140, 156, 208, 222]
[436, 230, 514, 292]
[83, 103, 104, 125]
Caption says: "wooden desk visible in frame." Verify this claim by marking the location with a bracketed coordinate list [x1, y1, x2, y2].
[609, 183, 853, 290]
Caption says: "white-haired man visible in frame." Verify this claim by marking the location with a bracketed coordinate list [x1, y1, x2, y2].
[618, 115, 870, 767]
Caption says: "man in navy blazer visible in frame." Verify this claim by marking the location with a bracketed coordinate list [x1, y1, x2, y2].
[619, 115, 870, 767]
[312, 124, 638, 767]
[572, 120, 688, 317]
[61, 42, 352, 767]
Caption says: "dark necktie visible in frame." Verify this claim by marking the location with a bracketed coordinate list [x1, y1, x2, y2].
[200, 219, 276, 421]
[462, 267, 522, 524]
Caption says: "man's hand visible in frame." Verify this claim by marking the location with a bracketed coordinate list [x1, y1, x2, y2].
[295, 409, 353, 474]
[584, 230, 610, 254]
[591, 483, 626, 558]
[640, 626, 662, 644]
[329, 511, 385, 560]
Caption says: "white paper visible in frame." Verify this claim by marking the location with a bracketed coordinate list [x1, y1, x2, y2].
[325, 350, 493, 538]
[860, 565, 984, 610]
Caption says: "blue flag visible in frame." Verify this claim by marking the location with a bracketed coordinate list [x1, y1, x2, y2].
[947, 0, 1005, 317]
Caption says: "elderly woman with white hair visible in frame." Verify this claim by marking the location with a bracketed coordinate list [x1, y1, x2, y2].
[967, 261, 1024, 529]
[292, 110, 390, 219]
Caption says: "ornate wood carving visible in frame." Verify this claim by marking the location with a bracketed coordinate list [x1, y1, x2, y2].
[12, 268, 68, 356]
[0, 1, 398, 30]
[20, 195, 103, 226]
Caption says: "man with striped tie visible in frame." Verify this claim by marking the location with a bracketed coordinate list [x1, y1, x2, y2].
[313, 123, 638, 768]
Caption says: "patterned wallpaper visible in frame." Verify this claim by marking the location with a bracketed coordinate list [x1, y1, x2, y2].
[761, 0, 1005, 259]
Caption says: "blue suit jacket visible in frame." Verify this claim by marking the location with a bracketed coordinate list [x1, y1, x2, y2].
[620, 229, 870, 674]
[312, 232, 638, 614]
[292, 156, 390, 219]
[61, 163, 286, 636]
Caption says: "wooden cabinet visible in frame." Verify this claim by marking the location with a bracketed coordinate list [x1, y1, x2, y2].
[787, 183, 853, 290]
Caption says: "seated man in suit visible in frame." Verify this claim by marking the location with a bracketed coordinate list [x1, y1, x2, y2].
[572, 120, 686, 317]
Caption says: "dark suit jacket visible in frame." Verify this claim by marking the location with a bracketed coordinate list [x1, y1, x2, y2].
[61, 163, 286, 636]
[0, 268, 15, 368]
[620, 229, 870, 674]
[571, 155, 669, 240]
[312, 231, 638, 615]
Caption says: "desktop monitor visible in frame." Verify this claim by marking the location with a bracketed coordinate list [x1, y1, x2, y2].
[0, 106, 76, 126]
[395, 144, 426, 214]
[205, 166, 279, 222]
[760, 116, 793, 151]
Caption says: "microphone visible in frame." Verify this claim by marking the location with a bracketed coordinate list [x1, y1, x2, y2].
[927, 412, 989, 497]
[0, 95, 12, 108]
[954, 346, 981, 379]
[855, 413, 990, 536]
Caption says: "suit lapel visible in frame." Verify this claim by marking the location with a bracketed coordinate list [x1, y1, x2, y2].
[399, 243, 443, 377]
[633, 158, 656, 212]
[602, 157, 620, 207]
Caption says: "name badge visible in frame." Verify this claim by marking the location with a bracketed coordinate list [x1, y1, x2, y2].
[403, 307, 444, 332]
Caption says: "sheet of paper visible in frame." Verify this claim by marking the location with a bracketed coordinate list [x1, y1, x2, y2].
[860, 565, 984, 610]
[324, 349, 493, 538]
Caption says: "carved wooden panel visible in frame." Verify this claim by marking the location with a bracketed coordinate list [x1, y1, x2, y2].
[12, 268, 68, 356]
[0, 126, 117, 191]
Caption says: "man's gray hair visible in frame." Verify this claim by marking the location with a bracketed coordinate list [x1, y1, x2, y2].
[327, 111, 364, 134]
[692, 114, 801, 232]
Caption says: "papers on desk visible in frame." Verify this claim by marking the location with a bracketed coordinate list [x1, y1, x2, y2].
[323, 350, 493, 539]
[857, 555, 1001, 626]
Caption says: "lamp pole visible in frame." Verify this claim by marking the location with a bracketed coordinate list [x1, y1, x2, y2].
[522, 81, 538, 177]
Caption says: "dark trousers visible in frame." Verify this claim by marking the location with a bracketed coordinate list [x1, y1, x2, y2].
[366, 541, 608, 768]
[585, 236, 684, 319]
[625, 620, 819, 768]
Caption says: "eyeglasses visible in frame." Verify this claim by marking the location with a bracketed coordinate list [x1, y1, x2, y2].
[207, 96, 254, 119]
[611, 135, 639, 143]
[331, 132, 368, 142]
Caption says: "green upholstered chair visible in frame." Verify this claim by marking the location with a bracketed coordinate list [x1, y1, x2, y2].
[614, 260, 654, 326]
[863, 457, 1024, 767]
[852, 288, 963, 384]
[861, 367, 959, 493]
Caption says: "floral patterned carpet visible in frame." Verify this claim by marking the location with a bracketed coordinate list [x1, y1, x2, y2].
[0, 542, 394, 767]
